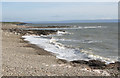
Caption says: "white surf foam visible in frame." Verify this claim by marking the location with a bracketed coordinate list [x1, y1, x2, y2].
[22, 35, 117, 64]
[26, 26, 106, 31]
[78, 26, 107, 29]
[57, 31, 68, 35]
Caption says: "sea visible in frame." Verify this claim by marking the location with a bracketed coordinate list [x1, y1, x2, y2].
[22, 23, 119, 64]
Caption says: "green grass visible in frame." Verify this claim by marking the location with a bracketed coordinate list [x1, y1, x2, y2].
[1, 22, 27, 24]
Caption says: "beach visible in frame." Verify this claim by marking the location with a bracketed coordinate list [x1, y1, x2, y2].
[1, 23, 120, 76]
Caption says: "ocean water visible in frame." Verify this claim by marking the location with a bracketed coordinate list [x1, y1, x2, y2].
[23, 23, 119, 64]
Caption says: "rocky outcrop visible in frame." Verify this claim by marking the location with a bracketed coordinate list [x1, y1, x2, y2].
[71, 60, 106, 69]
[106, 62, 120, 70]
[5, 28, 57, 35]
[71, 60, 120, 70]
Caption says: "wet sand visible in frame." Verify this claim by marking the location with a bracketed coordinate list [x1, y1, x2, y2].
[1, 23, 119, 76]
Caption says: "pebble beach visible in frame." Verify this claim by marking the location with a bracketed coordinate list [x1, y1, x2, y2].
[1, 23, 120, 76]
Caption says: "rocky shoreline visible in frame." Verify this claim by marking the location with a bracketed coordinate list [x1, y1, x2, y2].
[2, 27, 57, 36]
[6, 23, 120, 69]
[2, 23, 120, 76]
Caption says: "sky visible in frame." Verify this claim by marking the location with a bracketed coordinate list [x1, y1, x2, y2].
[1, 0, 119, 2]
[2, 2, 118, 22]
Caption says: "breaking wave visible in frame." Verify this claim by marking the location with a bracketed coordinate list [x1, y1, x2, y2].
[22, 35, 118, 64]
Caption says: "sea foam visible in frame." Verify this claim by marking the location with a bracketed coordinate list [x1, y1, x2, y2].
[24, 26, 106, 31]
[22, 34, 117, 64]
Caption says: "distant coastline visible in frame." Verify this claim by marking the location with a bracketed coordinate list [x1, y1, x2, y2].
[1, 19, 119, 24]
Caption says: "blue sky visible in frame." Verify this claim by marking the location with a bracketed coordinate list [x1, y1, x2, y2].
[2, 2, 118, 22]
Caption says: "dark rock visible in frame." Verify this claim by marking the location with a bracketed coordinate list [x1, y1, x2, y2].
[71, 60, 88, 64]
[57, 59, 68, 64]
[106, 62, 120, 70]
[71, 60, 120, 70]
[71, 60, 106, 69]
[7, 28, 57, 36]
[87, 60, 106, 69]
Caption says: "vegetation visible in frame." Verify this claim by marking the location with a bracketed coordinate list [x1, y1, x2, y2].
[0, 22, 27, 25]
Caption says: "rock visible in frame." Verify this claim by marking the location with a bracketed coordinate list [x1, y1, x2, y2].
[7, 28, 58, 36]
[71, 60, 88, 64]
[57, 59, 68, 64]
[71, 60, 106, 69]
[106, 62, 120, 70]
[87, 60, 106, 69]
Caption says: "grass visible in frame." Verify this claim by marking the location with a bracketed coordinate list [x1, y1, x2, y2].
[0, 22, 27, 24]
